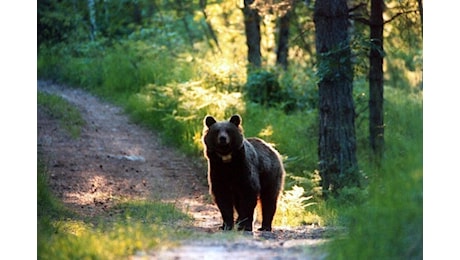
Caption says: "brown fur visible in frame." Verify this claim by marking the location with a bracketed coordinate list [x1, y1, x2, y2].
[202, 114, 285, 231]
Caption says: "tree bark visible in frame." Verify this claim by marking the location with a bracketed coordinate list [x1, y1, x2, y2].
[276, 10, 291, 70]
[88, 0, 97, 41]
[175, 0, 195, 49]
[133, 0, 142, 25]
[314, 0, 360, 197]
[200, 0, 221, 52]
[417, 0, 423, 32]
[369, 0, 384, 164]
[242, 0, 262, 70]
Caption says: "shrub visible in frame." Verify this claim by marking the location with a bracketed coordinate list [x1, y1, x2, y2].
[244, 70, 284, 108]
[244, 69, 319, 114]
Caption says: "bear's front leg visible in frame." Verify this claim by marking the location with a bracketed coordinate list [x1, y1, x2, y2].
[236, 214, 254, 231]
[234, 192, 257, 231]
[213, 191, 235, 230]
[217, 203, 234, 230]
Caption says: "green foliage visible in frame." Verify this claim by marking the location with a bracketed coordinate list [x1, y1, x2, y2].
[316, 42, 354, 83]
[38, 40, 195, 103]
[37, 42, 104, 89]
[278, 67, 319, 112]
[244, 70, 284, 107]
[37, 91, 86, 138]
[126, 81, 245, 156]
[38, 0, 87, 46]
[274, 185, 321, 227]
[244, 69, 318, 113]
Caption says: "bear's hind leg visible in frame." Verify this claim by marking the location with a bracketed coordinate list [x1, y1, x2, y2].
[258, 193, 278, 231]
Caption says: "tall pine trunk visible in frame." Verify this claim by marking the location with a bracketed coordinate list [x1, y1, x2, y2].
[88, 0, 97, 41]
[369, 0, 384, 164]
[276, 10, 291, 70]
[242, 0, 261, 70]
[314, 0, 360, 197]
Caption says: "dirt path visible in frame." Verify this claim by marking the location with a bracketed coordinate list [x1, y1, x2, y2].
[37, 80, 328, 259]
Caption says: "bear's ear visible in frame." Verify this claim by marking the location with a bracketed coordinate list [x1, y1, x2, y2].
[204, 116, 217, 127]
[229, 114, 241, 127]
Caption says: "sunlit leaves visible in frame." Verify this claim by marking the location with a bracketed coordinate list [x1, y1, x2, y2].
[275, 185, 321, 226]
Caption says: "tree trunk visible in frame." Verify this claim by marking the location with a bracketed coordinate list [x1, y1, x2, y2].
[242, 0, 262, 70]
[276, 10, 291, 70]
[369, 0, 384, 164]
[314, 0, 360, 197]
[175, 0, 195, 49]
[417, 0, 423, 32]
[133, 0, 142, 25]
[87, 0, 97, 41]
[200, 0, 221, 52]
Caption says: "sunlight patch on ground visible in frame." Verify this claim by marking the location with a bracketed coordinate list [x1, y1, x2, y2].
[169, 196, 222, 230]
[63, 174, 113, 206]
[61, 172, 148, 215]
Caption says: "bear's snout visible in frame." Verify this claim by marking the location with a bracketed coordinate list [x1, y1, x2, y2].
[218, 131, 230, 145]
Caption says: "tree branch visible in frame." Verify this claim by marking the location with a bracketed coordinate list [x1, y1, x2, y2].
[384, 9, 419, 24]
[349, 2, 367, 13]
[348, 2, 369, 25]
[350, 15, 370, 25]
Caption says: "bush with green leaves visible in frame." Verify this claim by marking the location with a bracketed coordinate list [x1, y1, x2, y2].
[244, 69, 319, 114]
[244, 70, 285, 108]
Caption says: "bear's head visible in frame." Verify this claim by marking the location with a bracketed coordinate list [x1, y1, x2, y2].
[203, 114, 244, 163]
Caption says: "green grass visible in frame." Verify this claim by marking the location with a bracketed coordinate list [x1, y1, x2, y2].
[37, 159, 194, 259]
[37, 91, 86, 138]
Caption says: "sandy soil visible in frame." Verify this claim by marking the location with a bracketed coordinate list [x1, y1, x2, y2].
[37, 80, 328, 259]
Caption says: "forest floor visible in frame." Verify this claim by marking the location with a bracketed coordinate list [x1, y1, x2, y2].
[37, 80, 330, 259]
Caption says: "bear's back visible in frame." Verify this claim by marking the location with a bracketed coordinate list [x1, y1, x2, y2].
[247, 138, 284, 175]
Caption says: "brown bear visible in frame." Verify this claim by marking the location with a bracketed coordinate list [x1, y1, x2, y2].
[202, 114, 285, 231]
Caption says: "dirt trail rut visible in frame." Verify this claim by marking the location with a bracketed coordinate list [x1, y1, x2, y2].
[37, 80, 328, 259]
